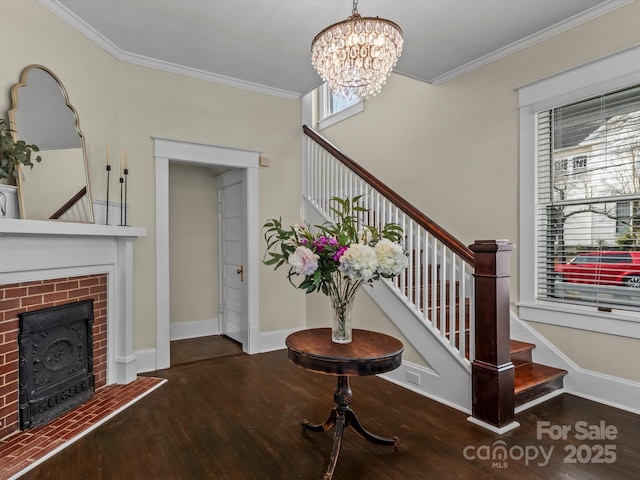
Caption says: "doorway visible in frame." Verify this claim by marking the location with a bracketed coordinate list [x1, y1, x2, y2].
[154, 138, 260, 371]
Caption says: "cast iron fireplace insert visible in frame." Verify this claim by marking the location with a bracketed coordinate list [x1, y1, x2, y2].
[18, 299, 95, 429]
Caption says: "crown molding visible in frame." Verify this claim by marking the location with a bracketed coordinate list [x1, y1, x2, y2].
[39, 0, 300, 100]
[429, 0, 634, 86]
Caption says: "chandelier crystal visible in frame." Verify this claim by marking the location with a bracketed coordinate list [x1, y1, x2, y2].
[311, 0, 403, 99]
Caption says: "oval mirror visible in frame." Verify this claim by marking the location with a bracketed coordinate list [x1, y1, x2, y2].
[8, 65, 94, 223]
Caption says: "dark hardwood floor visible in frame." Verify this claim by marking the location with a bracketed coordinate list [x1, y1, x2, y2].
[170, 335, 243, 366]
[19, 346, 640, 479]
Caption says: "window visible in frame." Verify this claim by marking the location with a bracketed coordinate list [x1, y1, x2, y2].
[616, 202, 631, 235]
[317, 83, 364, 130]
[329, 92, 360, 116]
[554, 158, 568, 172]
[572, 155, 588, 173]
[536, 85, 640, 309]
[518, 44, 640, 337]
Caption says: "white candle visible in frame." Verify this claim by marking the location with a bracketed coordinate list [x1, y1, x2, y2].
[124, 148, 128, 171]
[106, 144, 110, 167]
[120, 154, 124, 177]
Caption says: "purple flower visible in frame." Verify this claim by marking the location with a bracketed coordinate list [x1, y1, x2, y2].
[313, 236, 333, 252]
[333, 245, 349, 262]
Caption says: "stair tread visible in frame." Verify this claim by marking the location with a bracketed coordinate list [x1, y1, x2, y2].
[514, 363, 568, 394]
[510, 339, 536, 354]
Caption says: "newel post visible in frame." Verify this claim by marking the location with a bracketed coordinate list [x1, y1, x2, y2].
[468, 240, 518, 432]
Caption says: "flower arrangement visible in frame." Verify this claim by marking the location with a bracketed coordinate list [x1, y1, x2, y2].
[262, 196, 407, 343]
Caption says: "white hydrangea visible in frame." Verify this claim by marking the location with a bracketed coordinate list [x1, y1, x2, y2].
[374, 239, 408, 277]
[339, 243, 378, 281]
[288, 246, 319, 276]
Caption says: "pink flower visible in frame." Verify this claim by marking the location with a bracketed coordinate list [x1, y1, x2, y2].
[288, 246, 319, 276]
[314, 236, 334, 252]
[333, 245, 349, 261]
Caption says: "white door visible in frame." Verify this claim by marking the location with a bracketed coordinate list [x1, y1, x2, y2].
[219, 171, 245, 344]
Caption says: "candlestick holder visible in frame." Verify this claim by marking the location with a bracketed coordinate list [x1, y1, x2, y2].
[119, 176, 124, 226]
[106, 164, 111, 225]
[124, 168, 129, 227]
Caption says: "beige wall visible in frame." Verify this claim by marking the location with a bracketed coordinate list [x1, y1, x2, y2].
[117, 63, 304, 348]
[168, 164, 219, 326]
[1, 2, 305, 352]
[531, 323, 640, 383]
[312, 1, 640, 381]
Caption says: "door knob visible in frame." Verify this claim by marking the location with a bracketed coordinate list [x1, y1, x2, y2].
[236, 265, 244, 282]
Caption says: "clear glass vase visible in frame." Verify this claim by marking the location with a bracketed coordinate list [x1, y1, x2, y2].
[330, 293, 355, 344]
[328, 274, 362, 344]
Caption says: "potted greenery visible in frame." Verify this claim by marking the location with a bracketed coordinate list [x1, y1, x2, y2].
[0, 118, 41, 218]
[0, 118, 41, 183]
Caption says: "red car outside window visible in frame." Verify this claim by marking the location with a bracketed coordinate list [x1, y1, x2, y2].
[555, 251, 640, 288]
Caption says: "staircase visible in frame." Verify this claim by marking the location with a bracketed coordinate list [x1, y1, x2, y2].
[302, 124, 567, 428]
[511, 340, 567, 407]
[419, 260, 567, 409]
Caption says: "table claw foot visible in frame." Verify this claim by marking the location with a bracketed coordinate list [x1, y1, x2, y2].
[302, 408, 337, 433]
[346, 409, 398, 447]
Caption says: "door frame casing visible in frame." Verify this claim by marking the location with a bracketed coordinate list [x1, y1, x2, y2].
[154, 138, 260, 370]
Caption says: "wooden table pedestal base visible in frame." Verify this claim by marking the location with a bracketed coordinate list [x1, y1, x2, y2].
[302, 375, 399, 480]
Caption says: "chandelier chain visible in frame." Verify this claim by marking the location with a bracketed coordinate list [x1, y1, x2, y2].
[352, 0, 358, 15]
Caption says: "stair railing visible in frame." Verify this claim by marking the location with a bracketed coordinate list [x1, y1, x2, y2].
[303, 125, 476, 364]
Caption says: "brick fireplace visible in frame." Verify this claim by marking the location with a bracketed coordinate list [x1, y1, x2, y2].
[0, 275, 107, 437]
[0, 219, 146, 441]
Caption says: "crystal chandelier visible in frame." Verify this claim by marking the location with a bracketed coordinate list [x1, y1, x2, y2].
[311, 0, 403, 99]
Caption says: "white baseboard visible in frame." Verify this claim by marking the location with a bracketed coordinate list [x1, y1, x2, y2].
[565, 370, 640, 417]
[379, 360, 471, 414]
[515, 388, 565, 414]
[170, 318, 219, 341]
[133, 348, 158, 374]
[466, 416, 520, 435]
[259, 326, 305, 353]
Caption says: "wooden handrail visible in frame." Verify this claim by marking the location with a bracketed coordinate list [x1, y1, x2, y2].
[303, 125, 474, 265]
[50, 186, 87, 220]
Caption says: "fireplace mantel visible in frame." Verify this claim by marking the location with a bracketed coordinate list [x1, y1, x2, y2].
[0, 219, 146, 385]
[0, 218, 145, 238]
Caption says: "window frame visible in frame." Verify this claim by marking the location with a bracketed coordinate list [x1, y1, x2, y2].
[518, 45, 640, 340]
[317, 83, 364, 130]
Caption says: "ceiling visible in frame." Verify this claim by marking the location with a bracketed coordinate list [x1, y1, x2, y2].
[43, 0, 630, 99]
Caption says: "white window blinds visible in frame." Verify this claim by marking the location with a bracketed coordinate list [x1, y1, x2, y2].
[537, 84, 640, 309]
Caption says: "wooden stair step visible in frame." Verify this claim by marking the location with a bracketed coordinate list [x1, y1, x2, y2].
[514, 363, 567, 406]
[510, 339, 535, 366]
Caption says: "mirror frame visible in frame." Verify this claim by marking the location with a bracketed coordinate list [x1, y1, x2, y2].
[8, 64, 94, 223]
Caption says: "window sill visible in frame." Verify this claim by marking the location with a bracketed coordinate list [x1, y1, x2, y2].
[517, 300, 640, 339]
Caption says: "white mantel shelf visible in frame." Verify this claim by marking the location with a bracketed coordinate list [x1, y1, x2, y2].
[0, 218, 146, 238]
[0, 219, 146, 385]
